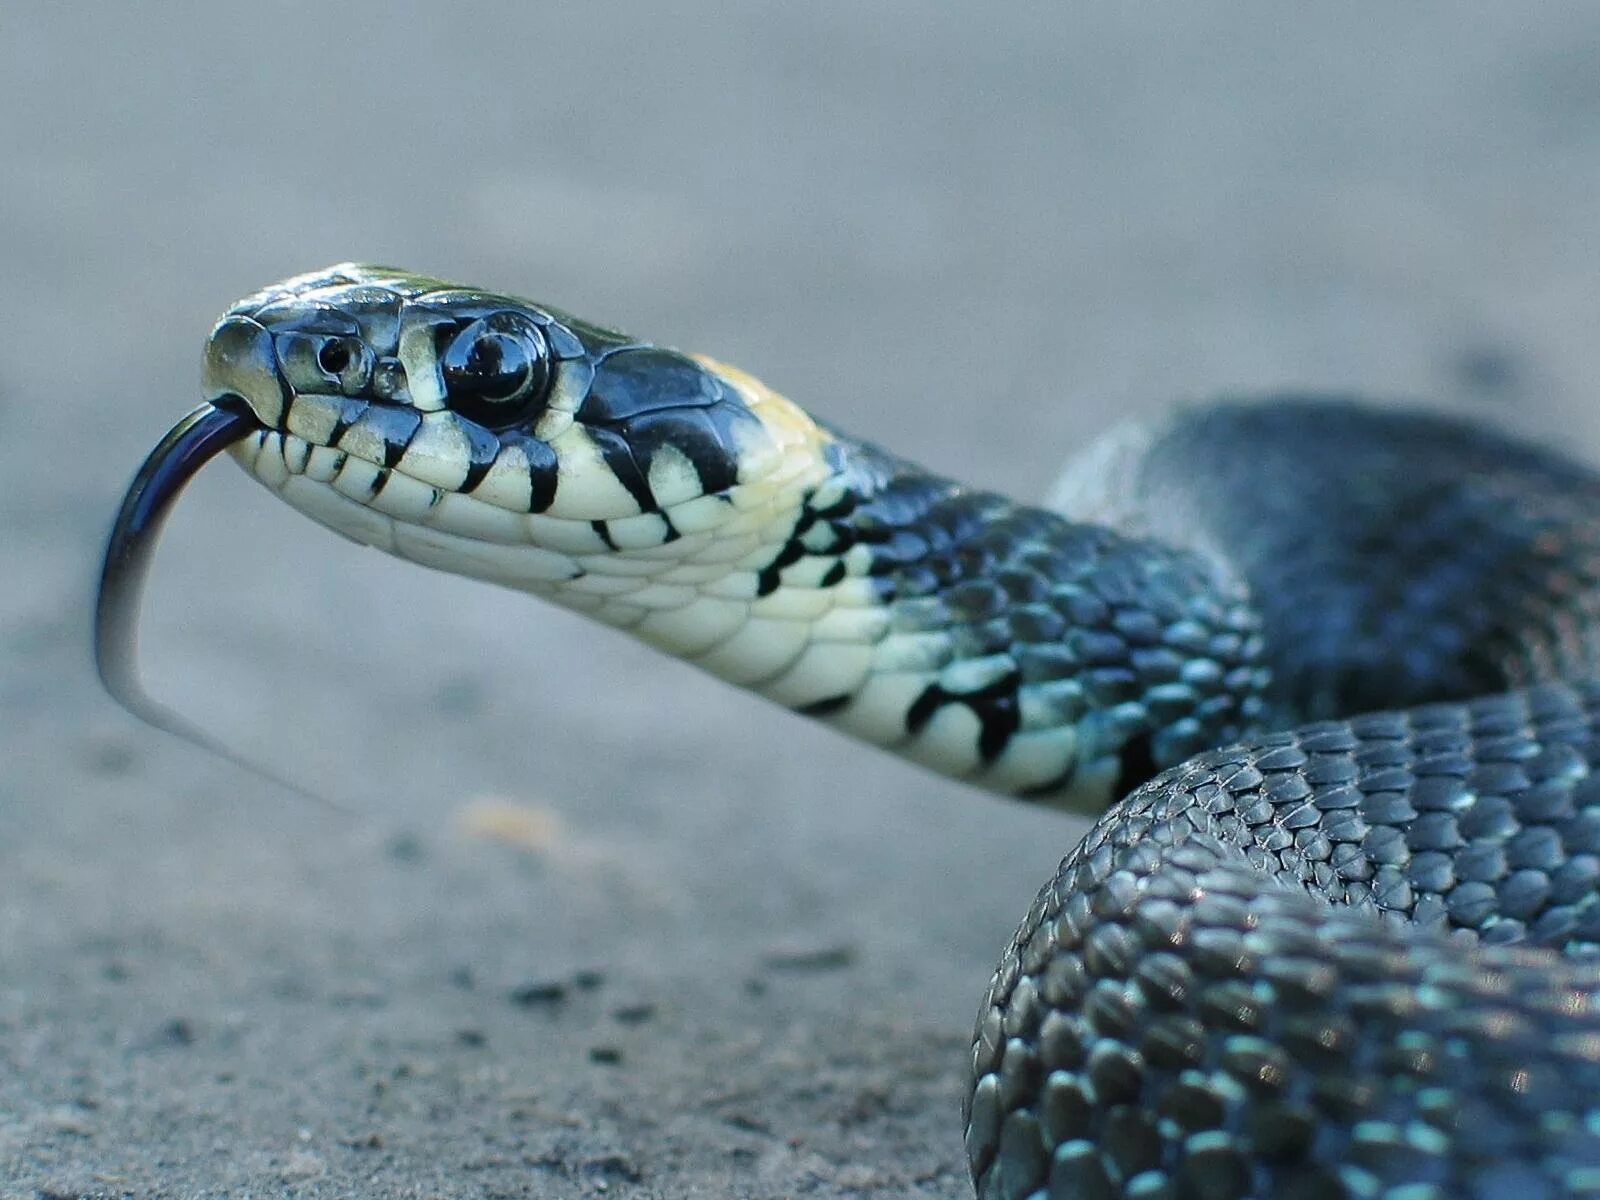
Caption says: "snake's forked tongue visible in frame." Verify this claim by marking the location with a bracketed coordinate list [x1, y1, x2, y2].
[95, 402, 342, 809]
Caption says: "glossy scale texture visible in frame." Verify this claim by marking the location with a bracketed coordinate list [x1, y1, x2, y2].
[100, 270, 1600, 1200]
[969, 684, 1600, 1199]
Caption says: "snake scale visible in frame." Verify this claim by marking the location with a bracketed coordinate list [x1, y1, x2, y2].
[96, 265, 1600, 1198]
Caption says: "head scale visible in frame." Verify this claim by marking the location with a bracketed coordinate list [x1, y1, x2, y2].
[200, 264, 819, 590]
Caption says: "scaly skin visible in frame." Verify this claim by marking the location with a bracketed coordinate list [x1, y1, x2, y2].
[969, 684, 1600, 1198]
[99, 265, 1600, 1198]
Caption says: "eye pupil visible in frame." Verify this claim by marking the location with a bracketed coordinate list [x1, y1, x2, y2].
[318, 339, 353, 376]
[450, 332, 525, 403]
[467, 336, 505, 381]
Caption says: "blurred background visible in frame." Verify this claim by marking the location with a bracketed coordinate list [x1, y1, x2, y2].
[3, 4, 1599, 1196]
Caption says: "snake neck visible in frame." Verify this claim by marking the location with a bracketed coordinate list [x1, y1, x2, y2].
[522, 383, 1271, 810]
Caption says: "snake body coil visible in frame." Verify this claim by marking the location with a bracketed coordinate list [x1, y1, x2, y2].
[98, 265, 1600, 1198]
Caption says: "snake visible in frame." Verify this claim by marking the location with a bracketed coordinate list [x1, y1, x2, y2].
[95, 264, 1600, 1199]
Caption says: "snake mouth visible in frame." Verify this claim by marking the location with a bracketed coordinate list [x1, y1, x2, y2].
[95, 399, 261, 730]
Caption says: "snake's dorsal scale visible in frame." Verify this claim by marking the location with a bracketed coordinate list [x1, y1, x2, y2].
[99, 266, 1600, 1198]
[970, 682, 1600, 1198]
[1051, 400, 1600, 718]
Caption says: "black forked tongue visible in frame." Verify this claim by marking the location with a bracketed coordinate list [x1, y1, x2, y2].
[95, 401, 347, 812]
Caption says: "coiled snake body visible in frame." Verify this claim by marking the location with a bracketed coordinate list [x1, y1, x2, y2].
[98, 266, 1600, 1198]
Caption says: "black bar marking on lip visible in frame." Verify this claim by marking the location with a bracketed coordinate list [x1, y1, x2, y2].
[381, 406, 423, 468]
[327, 401, 367, 447]
[517, 434, 559, 514]
[461, 458, 493, 493]
[460, 421, 500, 494]
[586, 426, 657, 514]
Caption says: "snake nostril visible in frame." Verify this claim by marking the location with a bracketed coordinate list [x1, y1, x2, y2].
[317, 339, 353, 377]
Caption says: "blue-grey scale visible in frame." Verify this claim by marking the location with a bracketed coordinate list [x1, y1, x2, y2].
[97, 265, 1600, 1200]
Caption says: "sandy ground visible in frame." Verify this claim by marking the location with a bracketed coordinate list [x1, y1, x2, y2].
[3, 4, 1600, 1197]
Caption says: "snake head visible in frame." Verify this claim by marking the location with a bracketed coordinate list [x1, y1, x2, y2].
[201, 264, 825, 589]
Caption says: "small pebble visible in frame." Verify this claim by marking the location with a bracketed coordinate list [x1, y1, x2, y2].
[82, 736, 136, 775]
[161, 1018, 197, 1046]
[385, 833, 426, 864]
[510, 981, 568, 1007]
[581, 1153, 640, 1182]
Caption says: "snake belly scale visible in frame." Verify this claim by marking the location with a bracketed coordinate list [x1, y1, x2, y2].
[96, 265, 1600, 1199]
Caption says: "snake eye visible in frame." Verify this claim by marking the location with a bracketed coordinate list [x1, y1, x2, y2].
[440, 313, 551, 428]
